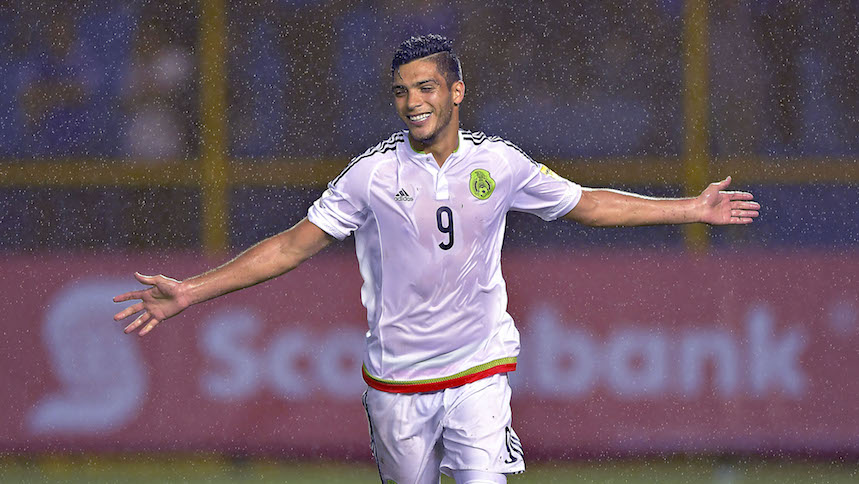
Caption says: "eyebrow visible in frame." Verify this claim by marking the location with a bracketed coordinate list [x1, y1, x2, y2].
[392, 78, 439, 90]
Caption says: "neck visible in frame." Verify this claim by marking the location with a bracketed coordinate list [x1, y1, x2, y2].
[409, 126, 460, 168]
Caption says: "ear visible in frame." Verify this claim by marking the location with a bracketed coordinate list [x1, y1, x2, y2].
[452, 80, 465, 106]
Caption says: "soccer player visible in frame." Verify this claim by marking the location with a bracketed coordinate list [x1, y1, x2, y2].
[113, 34, 760, 484]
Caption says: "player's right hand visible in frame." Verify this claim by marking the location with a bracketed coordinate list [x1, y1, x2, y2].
[113, 272, 189, 336]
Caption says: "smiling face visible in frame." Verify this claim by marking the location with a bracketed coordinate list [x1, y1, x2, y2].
[392, 56, 465, 150]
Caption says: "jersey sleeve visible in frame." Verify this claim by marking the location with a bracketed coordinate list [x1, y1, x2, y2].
[307, 161, 371, 240]
[507, 150, 583, 221]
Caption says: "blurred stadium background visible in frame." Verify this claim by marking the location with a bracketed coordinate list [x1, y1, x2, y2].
[1, 0, 857, 482]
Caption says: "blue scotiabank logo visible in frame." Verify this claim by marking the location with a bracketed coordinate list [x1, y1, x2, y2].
[29, 279, 148, 435]
[518, 303, 808, 399]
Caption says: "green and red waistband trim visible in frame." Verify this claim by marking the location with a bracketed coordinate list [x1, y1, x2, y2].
[362, 357, 517, 393]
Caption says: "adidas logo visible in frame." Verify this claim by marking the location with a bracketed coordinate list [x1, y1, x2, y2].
[394, 188, 414, 202]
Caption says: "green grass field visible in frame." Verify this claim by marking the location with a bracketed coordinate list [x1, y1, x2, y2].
[1, 455, 857, 483]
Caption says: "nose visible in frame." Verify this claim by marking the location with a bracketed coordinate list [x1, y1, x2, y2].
[406, 91, 422, 111]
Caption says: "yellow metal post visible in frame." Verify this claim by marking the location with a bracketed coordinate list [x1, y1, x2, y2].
[199, 0, 229, 255]
[682, 0, 711, 252]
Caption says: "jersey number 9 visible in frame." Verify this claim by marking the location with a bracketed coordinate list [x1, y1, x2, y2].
[436, 206, 454, 250]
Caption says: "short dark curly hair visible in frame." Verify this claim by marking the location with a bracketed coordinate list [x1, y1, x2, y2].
[391, 34, 463, 87]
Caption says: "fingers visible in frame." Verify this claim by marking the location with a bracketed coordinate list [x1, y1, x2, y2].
[134, 272, 157, 285]
[727, 197, 760, 222]
[729, 199, 761, 222]
[123, 311, 161, 336]
[724, 191, 755, 200]
[714, 176, 732, 189]
[124, 311, 150, 334]
[139, 318, 161, 336]
[729, 197, 760, 220]
[731, 209, 759, 218]
[113, 290, 146, 303]
[731, 200, 761, 210]
[113, 273, 158, 303]
[114, 272, 166, 336]
[729, 217, 755, 224]
[113, 302, 144, 321]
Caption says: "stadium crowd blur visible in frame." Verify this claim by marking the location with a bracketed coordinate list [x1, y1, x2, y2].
[1, 0, 857, 249]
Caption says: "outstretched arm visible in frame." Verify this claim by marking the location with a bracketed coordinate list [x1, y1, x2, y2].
[113, 218, 333, 336]
[564, 176, 760, 227]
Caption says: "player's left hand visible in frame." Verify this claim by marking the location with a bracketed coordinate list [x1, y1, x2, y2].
[697, 176, 760, 225]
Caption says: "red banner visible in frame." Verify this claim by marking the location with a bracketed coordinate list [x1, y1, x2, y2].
[2, 250, 858, 457]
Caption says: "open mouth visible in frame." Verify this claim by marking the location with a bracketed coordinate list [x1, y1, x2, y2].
[408, 113, 431, 123]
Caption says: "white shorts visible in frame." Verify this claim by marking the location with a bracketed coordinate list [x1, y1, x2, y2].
[362, 373, 525, 484]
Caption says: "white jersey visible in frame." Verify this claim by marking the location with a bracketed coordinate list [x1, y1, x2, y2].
[307, 130, 582, 393]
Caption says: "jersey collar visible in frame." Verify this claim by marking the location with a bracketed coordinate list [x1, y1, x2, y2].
[398, 130, 473, 171]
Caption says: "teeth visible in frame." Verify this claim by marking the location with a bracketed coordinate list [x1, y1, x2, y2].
[409, 113, 430, 122]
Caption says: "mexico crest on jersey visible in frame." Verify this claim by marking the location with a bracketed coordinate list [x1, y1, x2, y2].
[469, 169, 495, 200]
